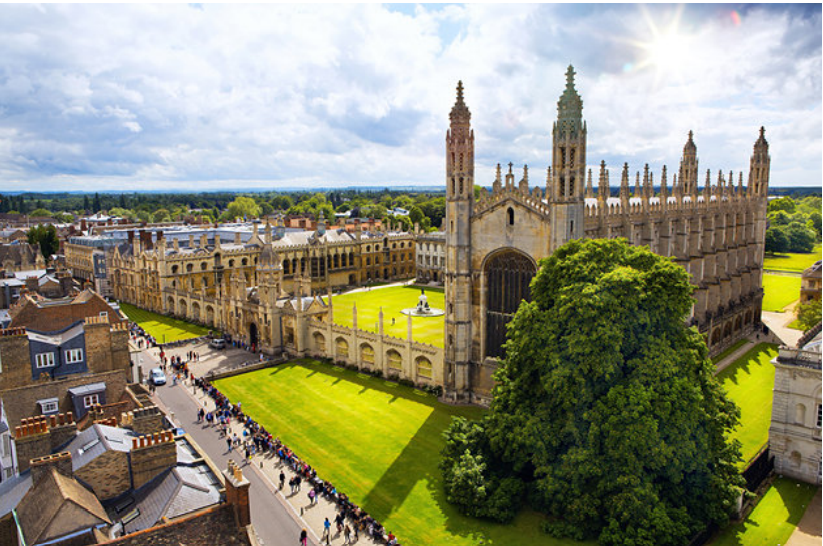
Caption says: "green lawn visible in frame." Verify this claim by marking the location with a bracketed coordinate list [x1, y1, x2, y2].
[711, 339, 750, 366]
[710, 478, 818, 546]
[119, 302, 213, 342]
[763, 244, 821, 272]
[762, 274, 801, 312]
[328, 285, 445, 347]
[716, 344, 778, 467]
[215, 359, 589, 546]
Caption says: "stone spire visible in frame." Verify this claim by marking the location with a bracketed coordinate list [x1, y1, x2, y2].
[449, 80, 471, 126]
[643, 164, 651, 199]
[493, 163, 502, 193]
[545, 166, 552, 200]
[557, 65, 583, 136]
[620, 163, 630, 209]
[634, 171, 641, 197]
[704, 169, 712, 199]
[660, 166, 668, 211]
[585, 168, 594, 199]
[519, 165, 529, 194]
[598, 160, 608, 204]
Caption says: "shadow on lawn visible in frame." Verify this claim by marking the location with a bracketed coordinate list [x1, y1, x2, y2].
[717, 344, 777, 387]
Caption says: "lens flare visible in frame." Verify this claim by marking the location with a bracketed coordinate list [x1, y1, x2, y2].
[730, 11, 741, 26]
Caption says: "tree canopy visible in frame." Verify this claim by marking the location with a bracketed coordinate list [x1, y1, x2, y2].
[27, 224, 59, 260]
[441, 238, 744, 546]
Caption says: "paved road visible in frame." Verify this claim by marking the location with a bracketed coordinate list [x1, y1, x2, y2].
[138, 348, 317, 546]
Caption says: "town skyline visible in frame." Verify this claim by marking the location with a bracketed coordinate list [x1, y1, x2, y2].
[0, 3, 820, 191]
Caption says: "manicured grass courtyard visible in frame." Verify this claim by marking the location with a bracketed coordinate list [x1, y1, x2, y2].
[763, 243, 821, 272]
[716, 343, 778, 467]
[119, 302, 213, 342]
[214, 359, 589, 546]
[710, 478, 818, 546]
[761, 274, 801, 312]
[327, 285, 445, 347]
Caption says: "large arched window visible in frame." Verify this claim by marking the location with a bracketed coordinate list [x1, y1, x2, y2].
[484, 250, 536, 359]
[336, 338, 349, 360]
[416, 357, 433, 380]
[387, 350, 402, 371]
[360, 344, 374, 365]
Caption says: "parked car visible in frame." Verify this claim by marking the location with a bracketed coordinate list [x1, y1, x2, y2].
[150, 367, 166, 386]
[209, 338, 227, 350]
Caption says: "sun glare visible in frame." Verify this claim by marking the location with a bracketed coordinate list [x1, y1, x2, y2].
[621, 6, 693, 87]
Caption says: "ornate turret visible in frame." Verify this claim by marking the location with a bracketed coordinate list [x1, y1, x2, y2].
[679, 130, 699, 196]
[445, 80, 475, 395]
[550, 65, 586, 250]
[748, 126, 770, 198]
[585, 169, 594, 199]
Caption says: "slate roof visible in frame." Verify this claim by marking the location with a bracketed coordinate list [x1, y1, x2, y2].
[117, 462, 221, 535]
[65, 423, 136, 471]
[0, 472, 32, 518]
[16, 466, 110, 545]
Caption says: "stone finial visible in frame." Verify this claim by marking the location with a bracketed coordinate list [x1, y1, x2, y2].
[493, 163, 502, 193]
[585, 168, 594, 199]
[519, 165, 529, 194]
[449, 80, 471, 124]
[598, 160, 608, 201]
[634, 172, 641, 197]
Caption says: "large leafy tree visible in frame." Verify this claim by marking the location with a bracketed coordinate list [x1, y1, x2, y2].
[442, 238, 743, 546]
[27, 224, 59, 261]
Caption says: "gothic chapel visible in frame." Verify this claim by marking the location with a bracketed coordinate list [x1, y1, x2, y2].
[443, 66, 769, 402]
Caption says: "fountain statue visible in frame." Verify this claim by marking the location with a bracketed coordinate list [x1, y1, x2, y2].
[401, 287, 444, 317]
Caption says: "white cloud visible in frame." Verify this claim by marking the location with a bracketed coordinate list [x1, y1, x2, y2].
[0, 3, 818, 191]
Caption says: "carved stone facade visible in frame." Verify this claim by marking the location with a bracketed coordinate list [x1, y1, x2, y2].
[769, 325, 822, 485]
[443, 67, 769, 401]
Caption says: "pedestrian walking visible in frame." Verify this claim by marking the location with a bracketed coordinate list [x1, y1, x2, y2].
[226, 437, 232, 452]
[279, 470, 285, 490]
[308, 488, 315, 505]
[343, 524, 351, 544]
[322, 518, 331, 541]
[335, 513, 344, 533]
[299, 528, 308, 546]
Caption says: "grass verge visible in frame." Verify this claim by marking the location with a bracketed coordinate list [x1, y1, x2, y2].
[762, 274, 801, 312]
[716, 343, 778, 467]
[710, 478, 818, 546]
[119, 302, 213, 342]
[763, 244, 821, 272]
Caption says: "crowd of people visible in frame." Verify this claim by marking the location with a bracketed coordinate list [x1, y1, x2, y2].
[193, 375, 400, 545]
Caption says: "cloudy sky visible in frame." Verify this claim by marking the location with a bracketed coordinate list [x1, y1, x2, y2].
[0, 3, 819, 192]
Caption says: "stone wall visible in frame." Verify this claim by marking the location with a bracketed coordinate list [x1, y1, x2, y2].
[303, 319, 444, 388]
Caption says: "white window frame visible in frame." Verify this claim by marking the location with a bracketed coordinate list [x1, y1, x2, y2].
[99, 311, 108, 319]
[83, 394, 100, 408]
[65, 349, 84, 364]
[41, 400, 58, 414]
[36, 352, 55, 368]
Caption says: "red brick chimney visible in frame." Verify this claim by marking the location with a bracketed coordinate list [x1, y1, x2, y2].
[223, 459, 251, 528]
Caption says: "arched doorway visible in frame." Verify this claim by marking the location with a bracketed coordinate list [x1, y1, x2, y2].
[249, 322, 259, 351]
[484, 249, 536, 359]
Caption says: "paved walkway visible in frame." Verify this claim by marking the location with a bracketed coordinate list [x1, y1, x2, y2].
[762, 305, 803, 348]
[786, 488, 822, 546]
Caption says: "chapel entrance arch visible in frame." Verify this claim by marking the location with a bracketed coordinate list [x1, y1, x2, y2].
[249, 322, 259, 350]
[484, 248, 537, 359]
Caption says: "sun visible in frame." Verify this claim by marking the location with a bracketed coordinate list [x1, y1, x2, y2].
[622, 6, 692, 85]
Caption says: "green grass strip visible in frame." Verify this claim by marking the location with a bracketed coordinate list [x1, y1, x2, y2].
[710, 478, 818, 546]
[762, 274, 801, 313]
[119, 302, 213, 342]
[763, 244, 821, 272]
[716, 343, 778, 467]
[711, 339, 750, 366]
